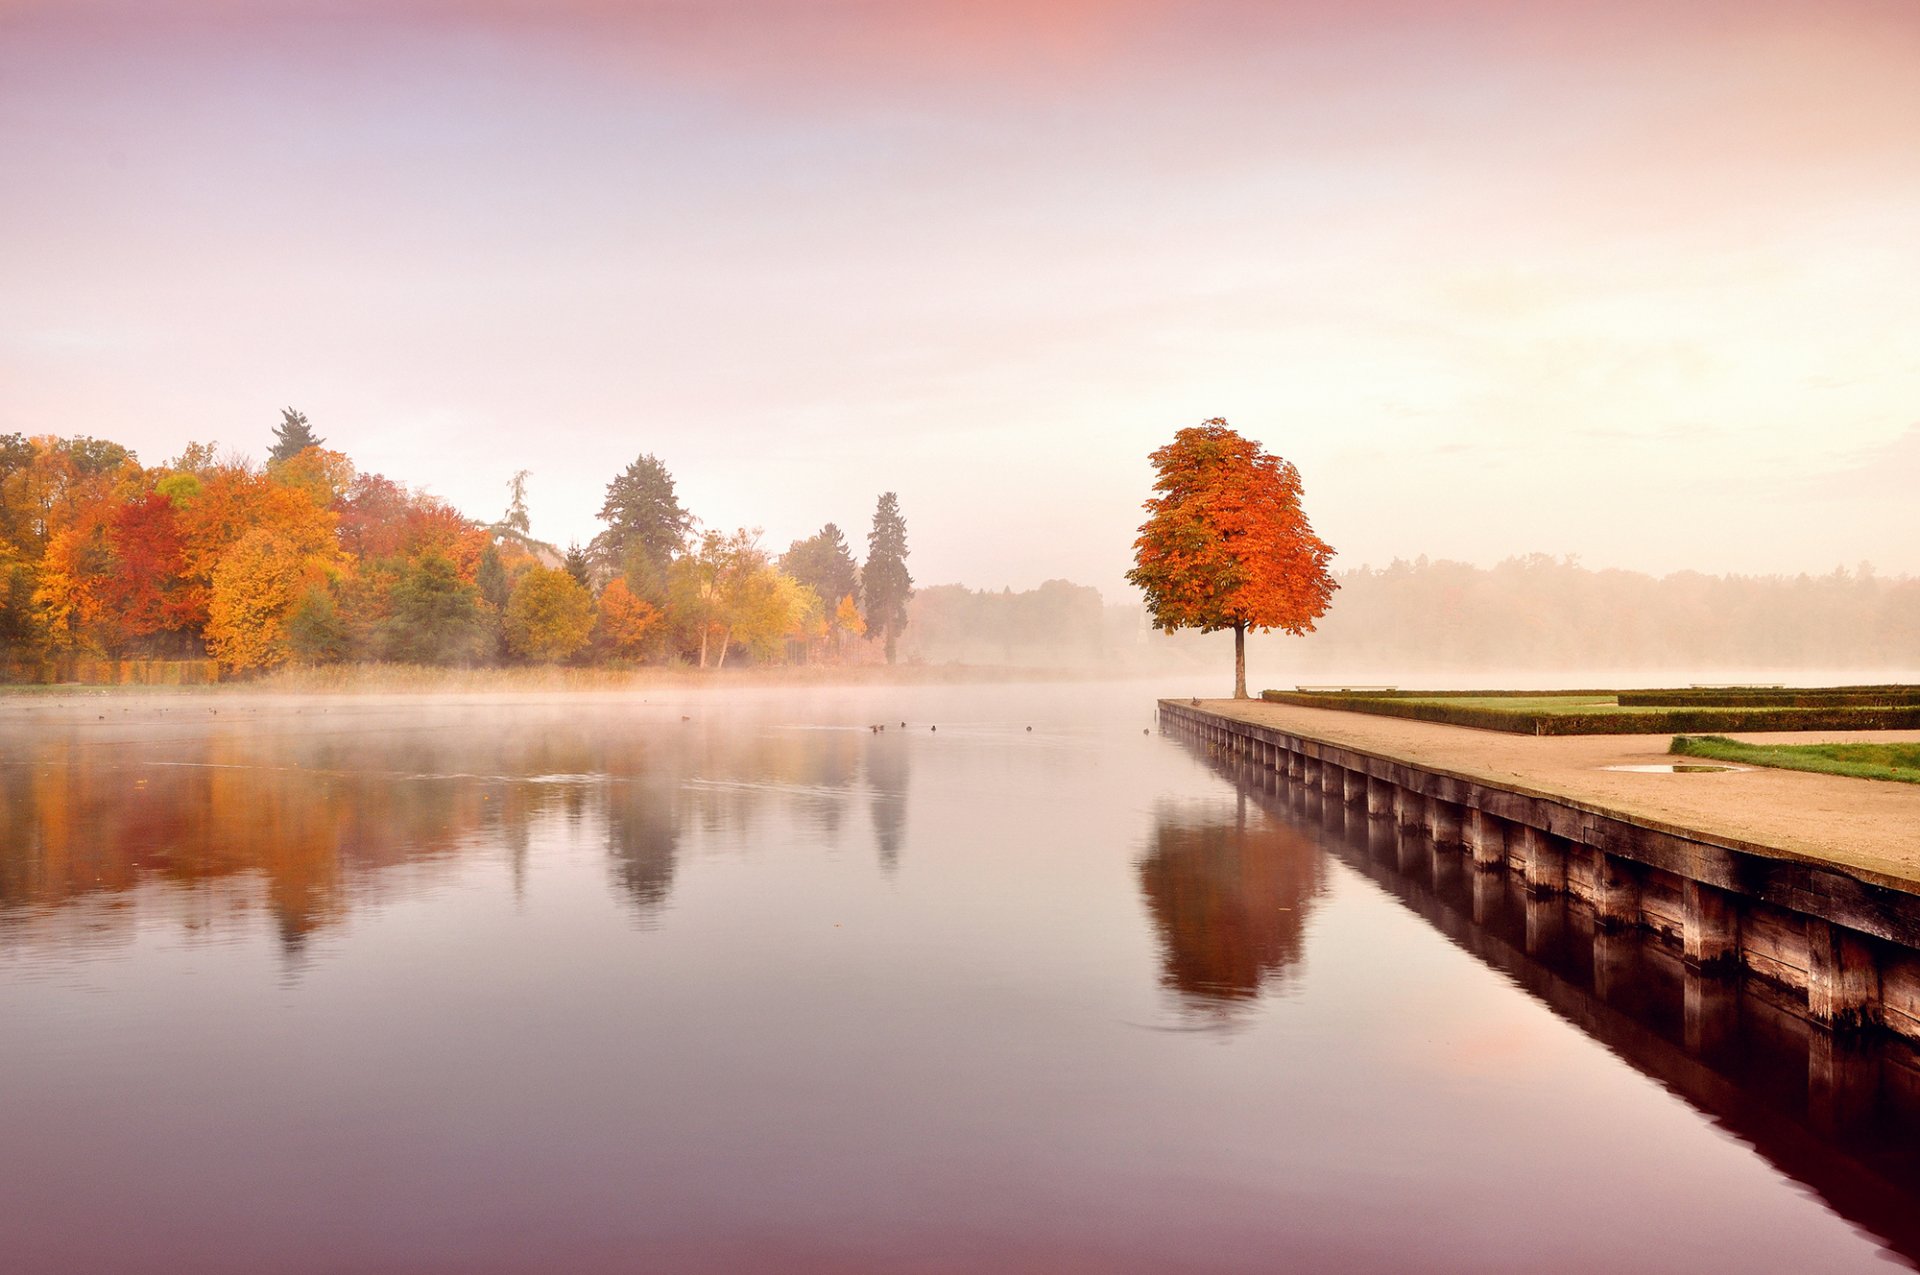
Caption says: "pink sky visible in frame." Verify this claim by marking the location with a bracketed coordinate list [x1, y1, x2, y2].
[4, 0, 1917, 594]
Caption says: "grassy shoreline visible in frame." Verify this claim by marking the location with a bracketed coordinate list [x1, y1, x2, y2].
[0, 660, 1116, 701]
[1670, 735, 1920, 784]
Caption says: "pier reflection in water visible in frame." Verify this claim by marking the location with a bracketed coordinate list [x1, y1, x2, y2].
[2, 685, 1916, 1273]
[1185, 736, 1920, 1269]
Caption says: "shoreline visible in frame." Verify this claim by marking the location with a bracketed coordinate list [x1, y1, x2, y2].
[0, 661, 1127, 705]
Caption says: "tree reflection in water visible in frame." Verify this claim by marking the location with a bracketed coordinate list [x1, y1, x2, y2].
[1138, 791, 1326, 1019]
[606, 772, 681, 926]
[866, 731, 909, 873]
[0, 704, 883, 957]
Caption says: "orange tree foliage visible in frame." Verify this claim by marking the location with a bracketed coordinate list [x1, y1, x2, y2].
[1127, 420, 1336, 695]
[594, 577, 658, 660]
[179, 460, 339, 628]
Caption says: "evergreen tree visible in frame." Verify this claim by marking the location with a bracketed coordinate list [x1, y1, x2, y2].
[862, 492, 912, 664]
[782, 523, 859, 615]
[563, 541, 592, 589]
[593, 453, 691, 577]
[268, 407, 324, 465]
[377, 554, 492, 666]
[476, 543, 509, 610]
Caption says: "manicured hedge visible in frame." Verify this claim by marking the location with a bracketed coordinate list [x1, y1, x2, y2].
[1260, 690, 1920, 735]
[1617, 687, 1920, 709]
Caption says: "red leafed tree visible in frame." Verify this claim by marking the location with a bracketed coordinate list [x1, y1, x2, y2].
[1127, 419, 1337, 698]
[105, 491, 194, 641]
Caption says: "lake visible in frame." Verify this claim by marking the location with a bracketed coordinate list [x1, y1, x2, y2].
[2, 682, 1915, 1272]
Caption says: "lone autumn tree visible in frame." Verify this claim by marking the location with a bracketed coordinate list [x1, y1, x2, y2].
[1127, 419, 1336, 699]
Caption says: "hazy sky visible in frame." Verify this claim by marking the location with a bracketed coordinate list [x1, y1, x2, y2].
[4, 0, 1917, 596]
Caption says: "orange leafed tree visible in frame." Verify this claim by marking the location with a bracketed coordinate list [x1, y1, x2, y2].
[594, 577, 658, 661]
[1127, 419, 1337, 698]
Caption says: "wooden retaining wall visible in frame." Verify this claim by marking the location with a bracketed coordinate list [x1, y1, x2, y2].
[1160, 699, 1920, 1044]
[2, 657, 219, 686]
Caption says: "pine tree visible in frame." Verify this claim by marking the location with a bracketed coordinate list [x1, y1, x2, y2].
[592, 454, 692, 576]
[782, 523, 859, 615]
[563, 541, 592, 589]
[476, 543, 509, 610]
[862, 492, 912, 664]
[268, 407, 324, 465]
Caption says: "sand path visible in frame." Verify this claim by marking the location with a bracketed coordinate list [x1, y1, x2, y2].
[1191, 698, 1920, 888]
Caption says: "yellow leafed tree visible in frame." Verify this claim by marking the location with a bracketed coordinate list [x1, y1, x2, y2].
[205, 528, 320, 671]
[505, 566, 596, 663]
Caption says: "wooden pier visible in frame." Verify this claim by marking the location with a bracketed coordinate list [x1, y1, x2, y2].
[1160, 698, 1920, 1044]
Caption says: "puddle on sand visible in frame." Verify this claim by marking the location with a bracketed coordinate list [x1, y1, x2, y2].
[1601, 763, 1750, 774]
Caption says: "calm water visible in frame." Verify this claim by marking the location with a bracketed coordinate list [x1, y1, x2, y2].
[2, 683, 1916, 1273]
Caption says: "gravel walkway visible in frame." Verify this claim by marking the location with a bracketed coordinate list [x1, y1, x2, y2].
[1191, 698, 1920, 887]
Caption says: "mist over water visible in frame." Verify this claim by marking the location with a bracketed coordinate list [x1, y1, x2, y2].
[2, 683, 1911, 1272]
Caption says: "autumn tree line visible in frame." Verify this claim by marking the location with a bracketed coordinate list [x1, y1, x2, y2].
[0, 412, 914, 673]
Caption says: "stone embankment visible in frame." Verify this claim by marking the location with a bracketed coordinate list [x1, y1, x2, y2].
[1162, 698, 1920, 1041]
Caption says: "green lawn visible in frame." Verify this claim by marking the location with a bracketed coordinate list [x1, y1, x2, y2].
[1670, 735, 1920, 784]
[1398, 694, 1629, 714]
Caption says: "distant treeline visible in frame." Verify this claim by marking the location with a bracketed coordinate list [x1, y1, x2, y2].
[903, 556, 1919, 673]
[0, 416, 916, 674]
[1291, 555, 1919, 670]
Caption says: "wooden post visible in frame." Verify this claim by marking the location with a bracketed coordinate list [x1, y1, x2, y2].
[1467, 809, 1505, 871]
[1518, 826, 1567, 896]
[1321, 762, 1343, 796]
[1682, 881, 1740, 974]
[1393, 786, 1425, 831]
[1426, 800, 1463, 849]
[1366, 777, 1392, 818]
[1807, 919, 1880, 1032]
[1343, 769, 1367, 805]
[1592, 852, 1641, 931]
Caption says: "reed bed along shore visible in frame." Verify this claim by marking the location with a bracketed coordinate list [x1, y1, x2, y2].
[0, 660, 1116, 705]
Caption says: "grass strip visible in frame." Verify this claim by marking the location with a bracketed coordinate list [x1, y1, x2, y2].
[1670, 735, 1920, 785]
[1620, 688, 1920, 709]
[1261, 690, 1920, 735]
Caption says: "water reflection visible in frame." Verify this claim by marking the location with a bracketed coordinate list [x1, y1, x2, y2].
[0, 702, 906, 954]
[1138, 792, 1324, 1019]
[867, 731, 909, 872]
[606, 772, 681, 924]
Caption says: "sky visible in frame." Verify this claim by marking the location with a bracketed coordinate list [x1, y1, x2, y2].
[3, 0, 1917, 598]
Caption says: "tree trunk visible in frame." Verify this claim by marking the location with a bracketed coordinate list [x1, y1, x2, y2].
[1233, 620, 1248, 699]
[698, 624, 709, 669]
[885, 631, 897, 665]
[716, 626, 732, 669]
